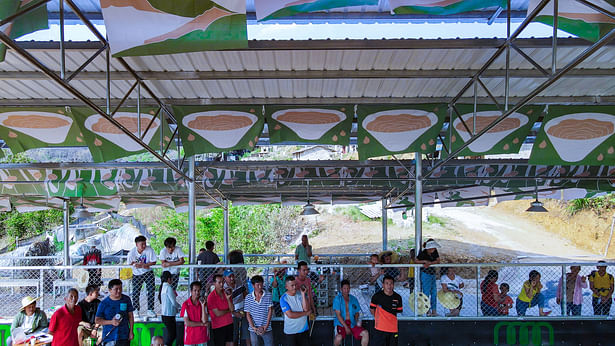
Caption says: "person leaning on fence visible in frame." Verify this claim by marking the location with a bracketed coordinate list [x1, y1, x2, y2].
[280, 275, 311, 346]
[197, 241, 221, 288]
[415, 239, 441, 317]
[557, 265, 588, 316]
[95, 279, 135, 346]
[78, 285, 102, 346]
[181, 281, 209, 346]
[159, 237, 185, 290]
[589, 261, 614, 315]
[370, 275, 403, 346]
[49, 288, 82, 346]
[223, 269, 250, 346]
[480, 270, 501, 316]
[244, 275, 274, 346]
[127, 235, 158, 318]
[295, 235, 313, 264]
[159, 271, 181, 346]
[269, 260, 289, 316]
[333, 279, 369, 346]
[7, 296, 48, 346]
[516, 270, 551, 316]
[207, 274, 235, 346]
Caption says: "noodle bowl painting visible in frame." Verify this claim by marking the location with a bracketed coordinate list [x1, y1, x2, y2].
[84, 112, 160, 152]
[271, 108, 346, 141]
[362, 110, 438, 152]
[0, 111, 73, 144]
[452, 111, 528, 153]
[182, 110, 258, 149]
[542, 113, 615, 162]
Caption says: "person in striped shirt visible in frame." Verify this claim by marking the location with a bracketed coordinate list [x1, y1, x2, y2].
[244, 275, 273, 346]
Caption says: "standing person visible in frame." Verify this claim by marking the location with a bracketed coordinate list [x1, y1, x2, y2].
[83, 245, 103, 287]
[333, 280, 369, 346]
[516, 270, 551, 316]
[95, 279, 135, 346]
[7, 296, 48, 346]
[480, 270, 501, 316]
[439, 267, 464, 317]
[280, 276, 310, 346]
[294, 235, 313, 264]
[159, 271, 181, 346]
[589, 261, 614, 315]
[78, 285, 102, 346]
[370, 275, 403, 346]
[159, 237, 186, 289]
[294, 261, 317, 316]
[181, 281, 209, 346]
[557, 265, 588, 316]
[127, 235, 157, 318]
[415, 239, 441, 316]
[269, 261, 288, 316]
[49, 288, 82, 346]
[207, 274, 234, 346]
[223, 270, 250, 346]
[197, 241, 221, 288]
[244, 275, 274, 346]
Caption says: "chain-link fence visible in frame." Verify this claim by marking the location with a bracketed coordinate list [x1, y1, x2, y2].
[0, 260, 613, 321]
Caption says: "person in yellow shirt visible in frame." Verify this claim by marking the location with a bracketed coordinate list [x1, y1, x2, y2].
[403, 249, 416, 293]
[515, 270, 551, 316]
[589, 261, 614, 315]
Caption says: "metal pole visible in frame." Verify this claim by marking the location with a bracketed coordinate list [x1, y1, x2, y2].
[476, 265, 481, 317]
[414, 152, 422, 312]
[105, 43, 111, 115]
[223, 199, 230, 264]
[188, 157, 196, 265]
[137, 81, 141, 137]
[604, 214, 615, 257]
[59, 0, 65, 80]
[382, 199, 388, 251]
[63, 199, 70, 266]
[561, 265, 566, 316]
[505, 0, 511, 110]
[552, 0, 558, 75]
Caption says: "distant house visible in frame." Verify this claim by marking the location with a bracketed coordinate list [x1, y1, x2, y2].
[292, 146, 337, 160]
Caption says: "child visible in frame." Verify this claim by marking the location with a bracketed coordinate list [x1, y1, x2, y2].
[404, 249, 416, 292]
[368, 254, 381, 289]
[498, 283, 513, 316]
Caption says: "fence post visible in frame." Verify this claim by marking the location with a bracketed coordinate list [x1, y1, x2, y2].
[561, 265, 566, 316]
[476, 265, 481, 317]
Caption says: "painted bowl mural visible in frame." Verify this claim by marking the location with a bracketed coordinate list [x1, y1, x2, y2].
[272, 108, 346, 140]
[85, 112, 160, 152]
[544, 112, 615, 162]
[362, 110, 438, 151]
[183, 110, 258, 149]
[0, 111, 73, 144]
[453, 111, 528, 153]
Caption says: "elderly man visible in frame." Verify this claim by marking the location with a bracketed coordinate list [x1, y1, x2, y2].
[7, 296, 48, 346]
[49, 288, 82, 346]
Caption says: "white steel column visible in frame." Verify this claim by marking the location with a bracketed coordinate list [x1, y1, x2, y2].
[382, 199, 388, 251]
[63, 199, 70, 266]
[223, 199, 229, 264]
[188, 156, 196, 265]
[414, 153, 423, 253]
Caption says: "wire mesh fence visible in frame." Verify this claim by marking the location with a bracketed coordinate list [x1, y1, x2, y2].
[0, 259, 613, 321]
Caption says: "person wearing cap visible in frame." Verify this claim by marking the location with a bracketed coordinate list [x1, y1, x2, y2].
[415, 239, 441, 316]
[207, 274, 234, 346]
[49, 288, 82, 346]
[589, 261, 614, 315]
[7, 296, 48, 346]
[223, 269, 250, 346]
[269, 261, 289, 316]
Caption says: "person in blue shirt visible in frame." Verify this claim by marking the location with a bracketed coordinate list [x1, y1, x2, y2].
[95, 279, 134, 346]
[333, 280, 369, 346]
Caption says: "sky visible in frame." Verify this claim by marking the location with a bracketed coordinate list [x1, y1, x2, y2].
[18, 20, 573, 42]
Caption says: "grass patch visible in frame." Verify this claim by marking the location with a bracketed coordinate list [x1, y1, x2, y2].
[427, 215, 447, 227]
[334, 206, 373, 222]
[567, 193, 615, 215]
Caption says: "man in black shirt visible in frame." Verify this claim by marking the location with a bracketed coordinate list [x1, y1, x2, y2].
[416, 239, 441, 316]
[78, 285, 101, 346]
[197, 240, 221, 290]
[370, 275, 403, 346]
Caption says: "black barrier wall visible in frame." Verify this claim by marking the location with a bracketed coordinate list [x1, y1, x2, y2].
[2, 319, 615, 346]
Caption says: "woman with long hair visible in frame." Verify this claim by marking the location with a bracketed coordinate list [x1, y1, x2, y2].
[159, 271, 180, 346]
[480, 270, 501, 316]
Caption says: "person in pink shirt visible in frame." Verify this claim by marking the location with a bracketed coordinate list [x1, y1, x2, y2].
[556, 265, 588, 316]
[181, 281, 209, 346]
[207, 274, 234, 346]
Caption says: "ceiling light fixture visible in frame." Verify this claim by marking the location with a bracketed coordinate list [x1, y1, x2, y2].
[301, 180, 319, 216]
[526, 181, 548, 213]
[71, 197, 93, 219]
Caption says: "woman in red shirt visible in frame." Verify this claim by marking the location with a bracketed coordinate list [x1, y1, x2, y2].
[480, 270, 503, 316]
[181, 282, 209, 346]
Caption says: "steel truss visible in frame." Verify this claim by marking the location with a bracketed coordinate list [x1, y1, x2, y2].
[427, 0, 615, 179]
[0, 0, 189, 181]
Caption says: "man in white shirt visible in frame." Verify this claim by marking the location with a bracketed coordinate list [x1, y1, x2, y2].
[159, 237, 185, 289]
[280, 276, 310, 346]
[127, 235, 157, 318]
